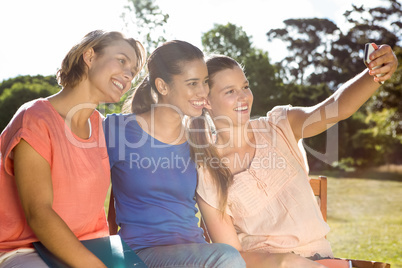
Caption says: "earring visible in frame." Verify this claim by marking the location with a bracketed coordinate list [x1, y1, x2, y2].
[204, 109, 217, 144]
[161, 88, 167, 95]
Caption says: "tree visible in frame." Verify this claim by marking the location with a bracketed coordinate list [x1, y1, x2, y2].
[201, 23, 253, 59]
[202, 23, 284, 116]
[267, 18, 340, 85]
[243, 49, 284, 116]
[121, 0, 169, 53]
[327, 0, 401, 88]
[265, 0, 402, 169]
[0, 75, 58, 96]
[339, 0, 402, 167]
[0, 75, 59, 131]
[343, 0, 401, 47]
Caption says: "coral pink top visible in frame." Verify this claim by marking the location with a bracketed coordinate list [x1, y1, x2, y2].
[0, 99, 109, 252]
[197, 106, 333, 258]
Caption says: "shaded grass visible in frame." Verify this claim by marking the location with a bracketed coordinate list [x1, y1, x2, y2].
[104, 176, 402, 267]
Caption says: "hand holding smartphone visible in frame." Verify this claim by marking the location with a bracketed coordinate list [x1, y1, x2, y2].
[364, 43, 384, 84]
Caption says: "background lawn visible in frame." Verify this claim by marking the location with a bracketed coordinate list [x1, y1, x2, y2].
[105, 173, 402, 267]
[323, 175, 402, 268]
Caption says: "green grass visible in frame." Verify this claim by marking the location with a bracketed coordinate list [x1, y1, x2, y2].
[104, 175, 402, 267]
[325, 176, 402, 267]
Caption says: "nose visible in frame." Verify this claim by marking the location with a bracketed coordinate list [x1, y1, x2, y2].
[197, 82, 209, 97]
[124, 67, 134, 81]
[237, 89, 248, 100]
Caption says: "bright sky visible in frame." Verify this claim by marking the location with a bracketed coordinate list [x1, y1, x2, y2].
[0, 0, 381, 82]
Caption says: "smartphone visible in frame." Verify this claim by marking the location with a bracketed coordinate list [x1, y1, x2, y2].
[364, 43, 378, 67]
[364, 43, 384, 84]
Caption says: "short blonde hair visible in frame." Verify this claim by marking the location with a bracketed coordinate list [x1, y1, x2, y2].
[57, 30, 146, 88]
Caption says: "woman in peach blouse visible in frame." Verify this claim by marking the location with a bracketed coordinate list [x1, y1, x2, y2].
[189, 45, 397, 267]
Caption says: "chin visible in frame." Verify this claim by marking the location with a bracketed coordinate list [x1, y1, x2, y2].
[109, 95, 123, 104]
[193, 110, 204, 117]
[183, 107, 203, 117]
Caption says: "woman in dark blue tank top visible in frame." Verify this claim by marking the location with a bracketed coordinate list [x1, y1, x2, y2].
[104, 40, 245, 268]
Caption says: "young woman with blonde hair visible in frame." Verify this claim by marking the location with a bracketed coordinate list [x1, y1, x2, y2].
[0, 30, 146, 268]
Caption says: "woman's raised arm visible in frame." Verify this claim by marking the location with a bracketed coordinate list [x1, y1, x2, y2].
[288, 44, 397, 141]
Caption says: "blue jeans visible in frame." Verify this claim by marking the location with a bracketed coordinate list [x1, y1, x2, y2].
[136, 243, 246, 268]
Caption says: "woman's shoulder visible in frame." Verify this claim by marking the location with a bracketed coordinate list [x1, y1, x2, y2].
[250, 105, 291, 128]
[4, 98, 53, 129]
[17, 98, 51, 115]
[103, 113, 139, 141]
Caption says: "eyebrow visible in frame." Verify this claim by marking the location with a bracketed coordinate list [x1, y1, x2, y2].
[184, 76, 209, 82]
[119, 53, 132, 62]
[185, 78, 199, 82]
[219, 85, 234, 92]
[219, 80, 249, 92]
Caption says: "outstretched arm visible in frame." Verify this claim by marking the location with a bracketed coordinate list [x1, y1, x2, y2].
[288, 44, 398, 141]
[196, 194, 326, 268]
[14, 139, 106, 268]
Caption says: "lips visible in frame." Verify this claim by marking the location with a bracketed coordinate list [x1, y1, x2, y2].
[234, 105, 248, 111]
[190, 99, 207, 108]
[112, 79, 124, 91]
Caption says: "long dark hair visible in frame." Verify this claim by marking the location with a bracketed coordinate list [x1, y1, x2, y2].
[124, 40, 204, 114]
[188, 55, 243, 215]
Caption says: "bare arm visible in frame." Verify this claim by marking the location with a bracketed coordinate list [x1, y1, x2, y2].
[288, 44, 398, 140]
[196, 194, 326, 268]
[14, 139, 106, 268]
[108, 187, 118, 235]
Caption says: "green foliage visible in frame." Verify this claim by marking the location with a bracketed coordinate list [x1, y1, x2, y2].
[97, 90, 131, 116]
[202, 23, 253, 59]
[338, 46, 402, 170]
[97, 73, 146, 116]
[267, 0, 402, 90]
[201, 23, 284, 117]
[343, 1, 401, 47]
[365, 46, 402, 138]
[243, 49, 284, 116]
[264, 0, 402, 169]
[0, 75, 60, 132]
[122, 0, 169, 53]
[329, 0, 402, 169]
[328, 0, 401, 89]
[0, 75, 58, 96]
[267, 18, 340, 85]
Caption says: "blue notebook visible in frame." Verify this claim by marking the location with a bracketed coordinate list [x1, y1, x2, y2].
[33, 235, 147, 268]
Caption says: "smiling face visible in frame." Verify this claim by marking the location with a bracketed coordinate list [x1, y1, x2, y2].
[207, 66, 253, 128]
[86, 39, 139, 103]
[160, 59, 209, 117]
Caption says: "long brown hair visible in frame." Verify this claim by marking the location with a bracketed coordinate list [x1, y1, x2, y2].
[188, 55, 244, 215]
